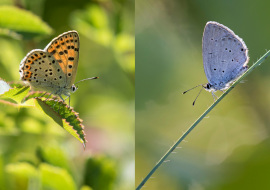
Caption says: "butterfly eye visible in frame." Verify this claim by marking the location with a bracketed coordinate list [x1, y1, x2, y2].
[71, 85, 77, 92]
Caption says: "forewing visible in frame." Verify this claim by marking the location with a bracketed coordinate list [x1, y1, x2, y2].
[202, 21, 249, 87]
[44, 31, 80, 88]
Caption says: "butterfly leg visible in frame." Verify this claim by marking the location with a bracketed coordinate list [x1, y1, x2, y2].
[40, 91, 48, 98]
[59, 95, 65, 102]
[49, 89, 62, 111]
[63, 96, 70, 107]
[211, 92, 218, 101]
[45, 92, 54, 101]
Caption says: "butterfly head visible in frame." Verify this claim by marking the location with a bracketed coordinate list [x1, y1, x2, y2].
[67, 77, 98, 94]
[203, 83, 213, 92]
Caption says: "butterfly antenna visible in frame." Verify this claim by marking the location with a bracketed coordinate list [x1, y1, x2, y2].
[74, 77, 99, 85]
[182, 84, 205, 94]
[192, 87, 203, 106]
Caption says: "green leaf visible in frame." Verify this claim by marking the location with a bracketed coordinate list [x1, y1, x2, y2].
[83, 156, 117, 190]
[22, 91, 47, 103]
[0, 86, 30, 104]
[0, 6, 53, 38]
[40, 163, 76, 190]
[5, 162, 39, 190]
[33, 98, 87, 147]
[36, 145, 70, 171]
[0, 85, 87, 147]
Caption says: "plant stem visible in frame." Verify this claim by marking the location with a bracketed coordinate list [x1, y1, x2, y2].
[136, 50, 270, 190]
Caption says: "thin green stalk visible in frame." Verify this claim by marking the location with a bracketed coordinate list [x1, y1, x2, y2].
[136, 50, 270, 190]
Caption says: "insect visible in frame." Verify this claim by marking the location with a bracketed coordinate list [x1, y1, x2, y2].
[183, 21, 249, 105]
[19, 31, 98, 105]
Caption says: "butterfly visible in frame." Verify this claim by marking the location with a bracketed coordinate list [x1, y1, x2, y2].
[19, 30, 98, 105]
[183, 21, 249, 105]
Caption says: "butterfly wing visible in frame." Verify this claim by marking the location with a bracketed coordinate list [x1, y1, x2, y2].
[202, 21, 249, 90]
[44, 31, 80, 88]
[19, 49, 67, 93]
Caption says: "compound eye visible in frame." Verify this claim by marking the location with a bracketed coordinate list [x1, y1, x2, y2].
[72, 85, 76, 92]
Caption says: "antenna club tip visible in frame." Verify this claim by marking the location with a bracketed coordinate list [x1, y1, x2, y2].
[94, 77, 99, 79]
[182, 91, 187, 94]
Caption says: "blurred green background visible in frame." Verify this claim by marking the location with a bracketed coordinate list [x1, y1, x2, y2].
[0, 0, 134, 190]
[136, 0, 270, 189]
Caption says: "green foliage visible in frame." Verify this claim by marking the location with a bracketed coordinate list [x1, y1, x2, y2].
[71, 5, 114, 47]
[3, 152, 118, 190]
[0, 86, 30, 104]
[5, 162, 39, 190]
[0, 0, 134, 190]
[40, 163, 77, 190]
[36, 145, 70, 171]
[0, 6, 52, 39]
[35, 98, 87, 147]
[83, 156, 117, 190]
[80, 186, 93, 190]
[71, 4, 135, 77]
[0, 86, 87, 147]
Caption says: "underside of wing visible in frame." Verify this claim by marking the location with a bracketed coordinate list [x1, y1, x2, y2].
[45, 31, 80, 87]
[19, 49, 67, 92]
[202, 21, 249, 88]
